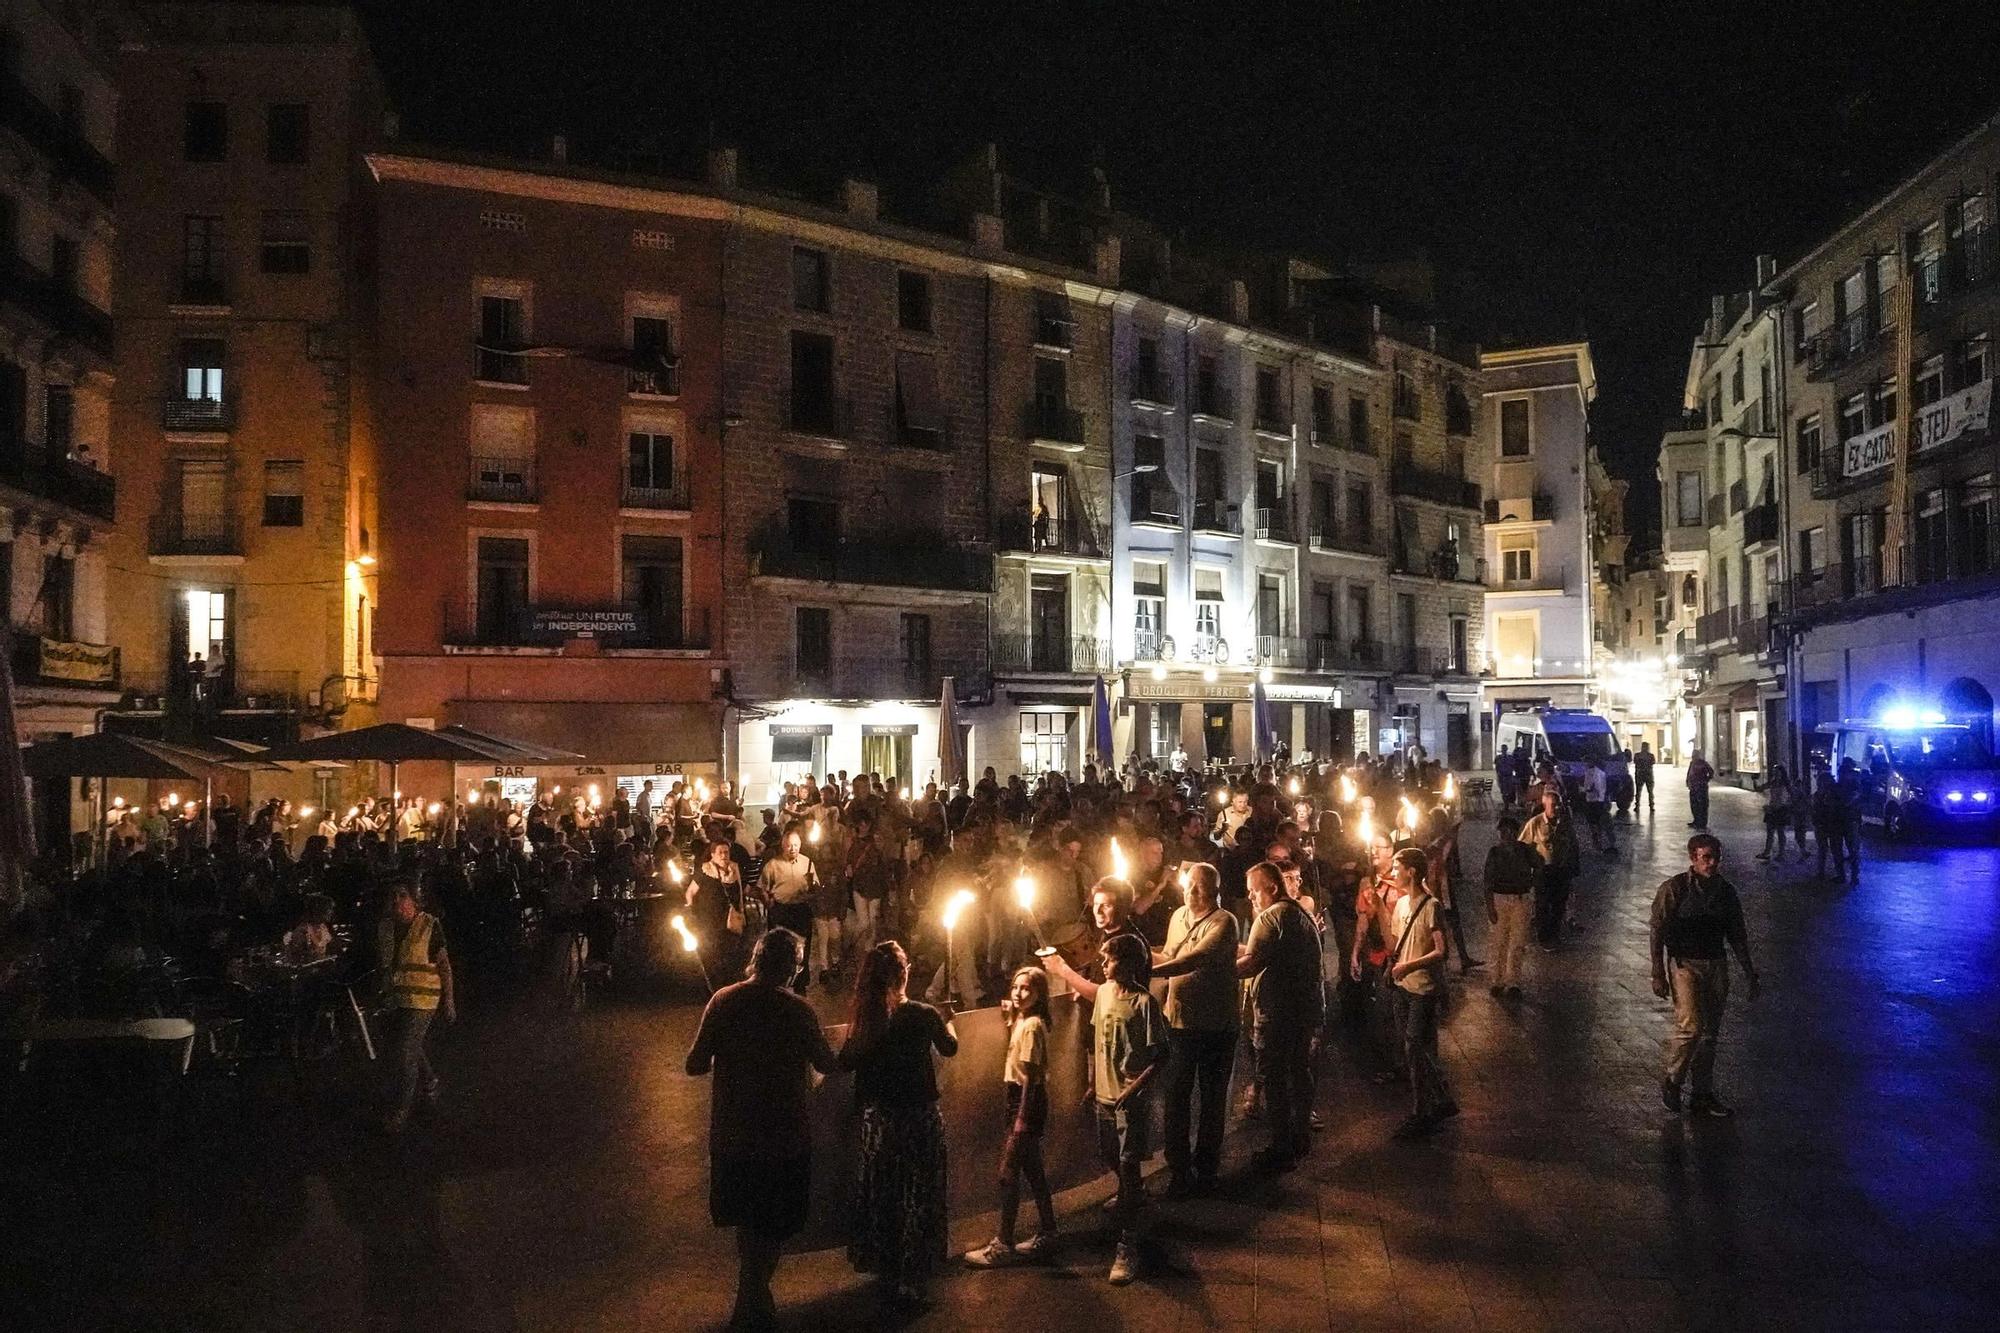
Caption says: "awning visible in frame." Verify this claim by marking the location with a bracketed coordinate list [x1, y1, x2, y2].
[447, 700, 721, 765]
[1688, 681, 1764, 709]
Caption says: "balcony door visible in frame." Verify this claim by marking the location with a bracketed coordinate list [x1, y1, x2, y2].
[176, 457, 228, 546]
[170, 585, 234, 703]
[1030, 466, 1067, 550]
[1030, 573, 1070, 672]
[621, 535, 683, 646]
[475, 537, 530, 643]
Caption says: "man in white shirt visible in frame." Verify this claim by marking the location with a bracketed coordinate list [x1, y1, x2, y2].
[757, 831, 818, 993]
[1581, 759, 1614, 852]
[635, 780, 656, 829]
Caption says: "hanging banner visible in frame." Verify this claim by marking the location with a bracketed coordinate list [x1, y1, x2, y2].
[38, 638, 117, 685]
[1845, 377, 1993, 477]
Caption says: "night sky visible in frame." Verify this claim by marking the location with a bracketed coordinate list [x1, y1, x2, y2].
[354, 0, 2000, 546]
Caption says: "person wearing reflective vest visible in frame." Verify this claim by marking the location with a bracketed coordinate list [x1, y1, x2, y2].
[379, 879, 456, 1132]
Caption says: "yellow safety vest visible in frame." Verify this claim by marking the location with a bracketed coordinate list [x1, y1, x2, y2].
[382, 912, 442, 1010]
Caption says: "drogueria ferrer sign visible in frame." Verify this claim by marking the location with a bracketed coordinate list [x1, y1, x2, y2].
[1843, 378, 1992, 478]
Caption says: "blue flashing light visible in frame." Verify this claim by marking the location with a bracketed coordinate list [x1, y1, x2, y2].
[1922, 709, 1947, 724]
[1881, 706, 1920, 729]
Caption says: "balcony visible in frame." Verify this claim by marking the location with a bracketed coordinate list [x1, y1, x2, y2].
[1484, 492, 1554, 523]
[469, 455, 537, 504]
[996, 509, 1102, 558]
[1, 255, 113, 363]
[1803, 309, 1887, 380]
[475, 342, 527, 386]
[1023, 402, 1084, 446]
[162, 397, 233, 434]
[1743, 499, 1779, 547]
[0, 69, 114, 205]
[1729, 479, 1746, 514]
[8, 632, 119, 690]
[1128, 370, 1175, 408]
[1734, 614, 1774, 659]
[1694, 607, 1736, 647]
[795, 658, 991, 702]
[1032, 312, 1075, 350]
[1130, 477, 1183, 527]
[0, 443, 115, 522]
[1253, 409, 1290, 437]
[1311, 524, 1382, 558]
[621, 474, 690, 510]
[992, 633, 1111, 675]
[444, 600, 713, 651]
[149, 511, 242, 558]
[1389, 462, 1480, 510]
[1391, 644, 1449, 676]
[1396, 541, 1485, 583]
[1310, 636, 1389, 671]
[177, 277, 229, 308]
[1254, 635, 1311, 669]
[750, 529, 992, 594]
[627, 362, 681, 397]
[1913, 236, 1996, 329]
[1253, 505, 1296, 543]
[1192, 498, 1242, 535]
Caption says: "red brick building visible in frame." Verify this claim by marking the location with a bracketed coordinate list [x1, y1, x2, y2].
[363, 153, 727, 794]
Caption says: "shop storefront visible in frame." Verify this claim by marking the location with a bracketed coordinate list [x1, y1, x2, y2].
[446, 699, 722, 804]
[734, 700, 953, 807]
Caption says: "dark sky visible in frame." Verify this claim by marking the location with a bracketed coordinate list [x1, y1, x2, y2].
[355, 0, 2000, 544]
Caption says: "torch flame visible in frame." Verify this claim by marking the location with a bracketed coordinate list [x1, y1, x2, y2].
[1108, 837, 1129, 882]
[941, 887, 976, 933]
[346, 805, 359, 820]
[299, 806, 315, 819]
[112, 796, 126, 809]
[467, 789, 481, 804]
[1357, 810, 1374, 844]
[1442, 773, 1456, 801]
[665, 860, 685, 885]
[808, 822, 822, 844]
[1013, 871, 1037, 914]
[1288, 776, 1300, 796]
[1339, 774, 1357, 804]
[669, 913, 699, 954]
[1177, 864, 1191, 891]
[1398, 797, 1420, 833]
[427, 801, 442, 816]
[167, 792, 180, 808]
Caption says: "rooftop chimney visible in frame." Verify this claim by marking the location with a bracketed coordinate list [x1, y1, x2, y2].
[970, 212, 1004, 253]
[1093, 234, 1121, 286]
[841, 179, 879, 221]
[1755, 253, 1777, 288]
[705, 146, 738, 190]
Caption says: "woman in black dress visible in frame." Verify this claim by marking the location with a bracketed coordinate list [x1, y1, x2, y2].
[840, 940, 958, 1307]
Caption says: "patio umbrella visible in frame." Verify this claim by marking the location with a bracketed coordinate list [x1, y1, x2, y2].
[936, 676, 966, 790]
[19, 732, 215, 868]
[0, 630, 39, 904]
[259, 723, 553, 843]
[1090, 675, 1114, 771]
[1252, 677, 1274, 762]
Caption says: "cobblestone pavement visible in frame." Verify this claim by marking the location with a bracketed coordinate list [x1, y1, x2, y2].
[4, 777, 1996, 1332]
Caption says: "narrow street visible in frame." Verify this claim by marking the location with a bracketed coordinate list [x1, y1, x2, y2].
[3, 778, 1994, 1331]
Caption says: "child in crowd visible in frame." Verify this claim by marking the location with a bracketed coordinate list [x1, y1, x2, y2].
[963, 966, 1058, 1268]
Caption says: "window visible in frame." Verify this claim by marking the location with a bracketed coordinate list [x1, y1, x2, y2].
[1196, 355, 1224, 417]
[1729, 352, 1744, 405]
[1311, 476, 1338, 540]
[474, 538, 530, 642]
[1913, 222, 1944, 302]
[1254, 364, 1283, 429]
[1020, 711, 1071, 776]
[258, 210, 309, 274]
[1256, 573, 1285, 640]
[477, 294, 526, 383]
[1194, 566, 1224, 647]
[626, 431, 678, 502]
[1348, 394, 1370, 452]
[1311, 385, 1334, 443]
[795, 607, 832, 685]
[629, 314, 679, 395]
[894, 350, 945, 445]
[1707, 379, 1722, 428]
[787, 495, 838, 554]
[1916, 488, 1950, 583]
[1445, 383, 1473, 435]
[1500, 537, 1536, 584]
[1345, 480, 1372, 539]
[1135, 337, 1165, 401]
[791, 246, 829, 312]
[1958, 333, 1990, 389]
[1758, 361, 1774, 431]
[1795, 299, 1823, 354]
[1193, 447, 1225, 506]
[265, 103, 308, 164]
[1494, 613, 1537, 674]
[182, 214, 225, 303]
[1345, 585, 1373, 651]
[1839, 266, 1871, 347]
[621, 536, 684, 643]
[262, 460, 303, 526]
[1448, 614, 1469, 674]
[1797, 412, 1823, 476]
[1033, 291, 1073, 348]
[39, 554, 73, 640]
[900, 613, 932, 688]
[174, 458, 228, 543]
[44, 384, 73, 453]
[179, 337, 225, 402]
[1839, 392, 1868, 441]
[1148, 702, 1181, 756]
[1132, 559, 1165, 656]
[1489, 397, 1529, 459]
[1311, 583, 1336, 641]
[1916, 353, 1946, 408]
[1675, 471, 1702, 526]
[1844, 511, 1884, 592]
[1029, 465, 1067, 549]
[1393, 368, 1419, 419]
[896, 270, 931, 332]
[1396, 592, 1418, 652]
[1131, 433, 1172, 522]
[1870, 378, 1896, 428]
[1958, 476, 1994, 577]
[1255, 458, 1283, 516]
[788, 331, 837, 434]
[183, 100, 227, 161]
[470, 404, 534, 500]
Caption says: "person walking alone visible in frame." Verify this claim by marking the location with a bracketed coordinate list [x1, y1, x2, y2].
[1633, 742, 1657, 817]
[1757, 764, 1794, 862]
[1649, 835, 1760, 1117]
[377, 879, 455, 1133]
[685, 928, 837, 1331]
[1483, 814, 1538, 998]
[1686, 749, 1715, 830]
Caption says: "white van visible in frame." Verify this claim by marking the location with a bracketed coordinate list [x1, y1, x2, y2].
[1496, 708, 1630, 792]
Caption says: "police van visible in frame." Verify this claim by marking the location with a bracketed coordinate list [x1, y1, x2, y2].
[1496, 708, 1630, 794]
[1812, 716, 1999, 839]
